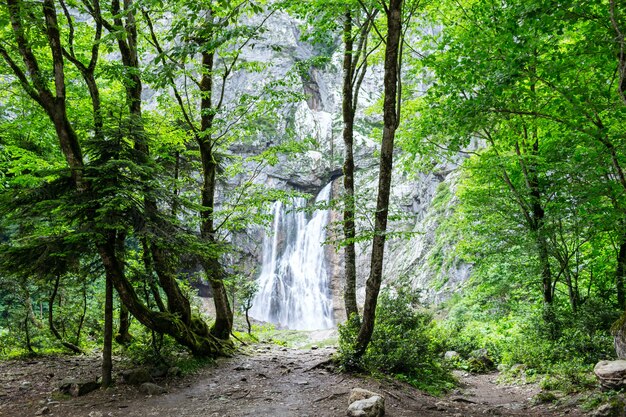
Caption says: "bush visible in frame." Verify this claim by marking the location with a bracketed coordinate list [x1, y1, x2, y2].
[337, 288, 454, 395]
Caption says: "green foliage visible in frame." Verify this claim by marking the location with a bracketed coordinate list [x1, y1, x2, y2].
[438, 287, 617, 379]
[338, 288, 455, 395]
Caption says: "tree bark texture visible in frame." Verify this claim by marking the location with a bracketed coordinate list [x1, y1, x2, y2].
[101, 274, 113, 387]
[342, 10, 359, 320]
[355, 0, 403, 356]
[199, 49, 233, 340]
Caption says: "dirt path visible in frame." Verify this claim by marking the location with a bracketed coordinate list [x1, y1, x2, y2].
[0, 345, 585, 417]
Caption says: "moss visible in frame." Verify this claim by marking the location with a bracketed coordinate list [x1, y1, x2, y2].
[611, 310, 626, 334]
[533, 391, 558, 404]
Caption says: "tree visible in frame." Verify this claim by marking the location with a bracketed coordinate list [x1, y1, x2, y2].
[0, 0, 230, 362]
[402, 0, 626, 328]
[355, 0, 404, 356]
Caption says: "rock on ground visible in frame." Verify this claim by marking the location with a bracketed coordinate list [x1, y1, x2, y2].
[594, 360, 626, 389]
[139, 383, 167, 396]
[347, 387, 385, 417]
[347, 395, 385, 417]
[58, 378, 100, 397]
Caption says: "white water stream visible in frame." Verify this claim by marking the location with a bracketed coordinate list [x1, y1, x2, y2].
[249, 183, 334, 330]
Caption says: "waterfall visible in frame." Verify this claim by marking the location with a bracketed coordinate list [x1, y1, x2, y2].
[250, 183, 334, 330]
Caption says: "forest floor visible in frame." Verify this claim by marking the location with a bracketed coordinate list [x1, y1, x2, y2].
[0, 340, 591, 417]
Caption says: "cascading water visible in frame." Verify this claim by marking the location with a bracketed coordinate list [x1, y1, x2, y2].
[249, 183, 334, 330]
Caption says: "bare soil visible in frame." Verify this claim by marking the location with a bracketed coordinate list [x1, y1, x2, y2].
[0, 345, 586, 417]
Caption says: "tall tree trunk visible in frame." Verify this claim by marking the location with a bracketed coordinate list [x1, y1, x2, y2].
[101, 275, 113, 388]
[342, 10, 359, 320]
[198, 48, 233, 340]
[355, 0, 403, 356]
[198, 139, 233, 339]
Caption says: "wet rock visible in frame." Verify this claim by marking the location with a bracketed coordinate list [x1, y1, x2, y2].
[347, 388, 385, 417]
[139, 382, 167, 395]
[347, 396, 385, 417]
[121, 368, 152, 385]
[58, 378, 100, 397]
[594, 360, 626, 389]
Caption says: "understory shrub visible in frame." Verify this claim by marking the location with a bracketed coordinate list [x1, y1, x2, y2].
[337, 288, 454, 395]
[438, 294, 617, 380]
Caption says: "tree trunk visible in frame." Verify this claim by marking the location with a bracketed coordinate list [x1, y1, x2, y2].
[48, 274, 83, 354]
[97, 233, 225, 356]
[101, 275, 113, 388]
[198, 49, 233, 340]
[116, 304, 132, 345]
[342, 10, 359, 320]
[355, 0, 403, 356]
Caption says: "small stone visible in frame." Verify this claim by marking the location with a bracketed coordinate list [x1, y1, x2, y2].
[347, 395, 384, 417]
[88, 412, 103, 417]
[35, 406, 50, 416]
[295, 380, 308, 385]
[139, 382, 167, 396]
[311, 345, 319, 350]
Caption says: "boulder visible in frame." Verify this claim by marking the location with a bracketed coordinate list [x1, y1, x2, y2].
[120, 368, 152, 385]
[349, 388, 380, 404]
[468, 349, 494, 372]
[594, 360, 626, 389]
[347, 396, 385, 417]
[444, 351, 461, 361]
[58, 378, 100, 397]
[139, 382, 167, 395]
[347, 388, 385, 417]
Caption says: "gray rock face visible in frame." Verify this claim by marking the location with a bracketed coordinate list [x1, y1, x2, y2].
[197, 11, 472, 319]
[347, 388, 385, 417]
[594, 360, 626, 389]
